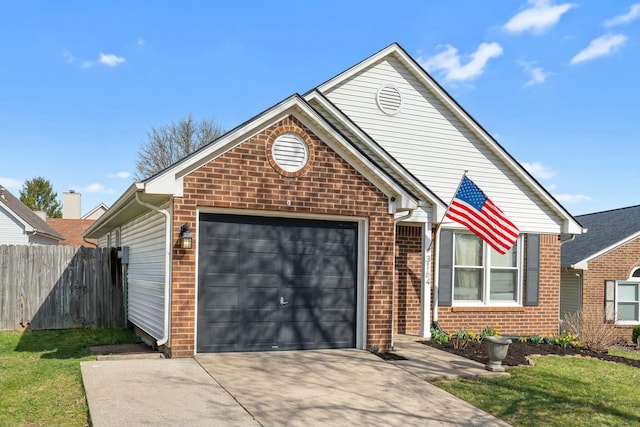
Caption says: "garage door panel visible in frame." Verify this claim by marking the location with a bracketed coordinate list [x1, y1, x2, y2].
[198, 214, 357, 353]
[201, 287, 239, 309]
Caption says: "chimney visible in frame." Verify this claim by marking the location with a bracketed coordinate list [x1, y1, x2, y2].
[63, 190, 81, 219]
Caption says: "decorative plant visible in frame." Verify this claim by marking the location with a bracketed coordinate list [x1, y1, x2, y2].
[479, 325, 501, 339]
[632, 325, 640, 347]
[529, 334, 544, 344]
[430, 328, 451, 344]
[451, 328, 479, 350]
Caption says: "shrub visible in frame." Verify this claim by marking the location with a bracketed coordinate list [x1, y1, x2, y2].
[561, 307, 617, 352]
[633, 326, 640, 346]
[430, 328, 450, 344]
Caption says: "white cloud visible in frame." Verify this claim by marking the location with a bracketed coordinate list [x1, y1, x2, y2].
[71, 183, 114, 194]
[137, 38, 145, 48]
[63, 50, 75, 64]
[570, 34, 628, 64]
[504, 0, 575, 34]
[554, 193, 592, 203]
[65, 51, 126, 69]
[517, 61, 552, 86]
[99, 53, 126, 67]
[420, 42, 503, 81]
[0, 177, 23, 190]
[107, 171, 131, 179]
[522, 161, 556, 180]
[604, 3, 640, 27]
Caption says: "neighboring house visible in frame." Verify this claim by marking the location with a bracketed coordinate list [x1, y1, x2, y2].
[85, 43, 583, 358]
[0, 186, 64, 245]
[46, 191, 104, 246]
[46, 218, 97, 247]
[82, 203, 108, 220]
[561, 205, 640, 342]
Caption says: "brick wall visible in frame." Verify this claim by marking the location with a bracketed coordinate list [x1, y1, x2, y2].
[395, 225, 423, 335]
[169, 115, 395, 357]
[582, 236, 640, 343]
[436, 234, 561, 336]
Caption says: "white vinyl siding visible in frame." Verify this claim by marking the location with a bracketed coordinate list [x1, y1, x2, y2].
[560, 270, 581, 320]
[27, 234, 58, 245]
[323, 56, 563, 233]
[0, 206, 28, 244]
[97, 234, 108, 248]
[120, 208, 167, 340]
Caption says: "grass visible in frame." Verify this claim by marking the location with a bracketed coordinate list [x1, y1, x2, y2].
[609, 347, 640, 360]
[0, 328, 137, 427]
[433, 355, 640, 427]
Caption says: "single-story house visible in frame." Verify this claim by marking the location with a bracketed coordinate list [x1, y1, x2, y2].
[85, 43, 584, 357]
[0, 185, 64, 245]
[561, 205, 640, 342]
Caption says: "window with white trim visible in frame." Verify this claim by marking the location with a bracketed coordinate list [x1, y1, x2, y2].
[453, 232, 522, 305]
[612, 268, 640, 324]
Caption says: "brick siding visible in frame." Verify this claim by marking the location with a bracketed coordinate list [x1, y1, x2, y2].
[169, 115, 395, 357]
[581, 236, 640, 343]
[395, 225, 423, 335]
[436, 234, 561, 336]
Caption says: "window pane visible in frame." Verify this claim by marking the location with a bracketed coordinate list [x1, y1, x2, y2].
[454, 268, 483, 301]
[490, 243, 517, 268]
[455, 234, 483, 266]
[618, 303, 639, 321]
[490, 270, 517, 301]
[632, 268, 640, 278]
[619, 283, 639, 302]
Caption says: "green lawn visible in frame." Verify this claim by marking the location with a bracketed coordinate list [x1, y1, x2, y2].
[0, 328, 136, 427]
[433, 355, 640, 427]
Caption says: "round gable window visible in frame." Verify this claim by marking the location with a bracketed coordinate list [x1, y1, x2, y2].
[271, 132, 309, 173]
[376, 85, 403, 115]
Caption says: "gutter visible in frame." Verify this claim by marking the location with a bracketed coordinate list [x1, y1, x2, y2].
[134, 191, 172, 347]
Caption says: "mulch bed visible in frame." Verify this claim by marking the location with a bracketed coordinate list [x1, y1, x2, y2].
[421, 340, 640, 368]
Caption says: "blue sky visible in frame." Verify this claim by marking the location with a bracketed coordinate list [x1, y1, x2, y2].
[1, 1, 639, 216]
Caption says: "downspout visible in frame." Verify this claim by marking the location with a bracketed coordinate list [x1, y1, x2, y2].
[392, 209, 414, 352]
[134, 191, 172, 347]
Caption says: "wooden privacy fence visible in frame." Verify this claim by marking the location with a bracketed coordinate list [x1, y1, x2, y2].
[0, 245, 124, 331]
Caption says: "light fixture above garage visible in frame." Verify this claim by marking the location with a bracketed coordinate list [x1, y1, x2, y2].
[179, 223, 192, 249]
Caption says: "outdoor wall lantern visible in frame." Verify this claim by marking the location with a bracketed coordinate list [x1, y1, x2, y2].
[179, 223, 193, 249]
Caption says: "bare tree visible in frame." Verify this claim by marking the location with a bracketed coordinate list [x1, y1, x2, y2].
[135, 114, 225, 180]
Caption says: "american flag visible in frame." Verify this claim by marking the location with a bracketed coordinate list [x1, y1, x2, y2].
[445, 175, 519, 255]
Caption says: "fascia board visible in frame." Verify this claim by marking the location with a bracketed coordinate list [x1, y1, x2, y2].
[315, 43, 582, 235]
[573, 230, 640, 269]
[83, 183, 143, 238]
[292, 99, 418, 209]
[0, 200, 35, 232]
[305, 91, 445, 212]
[143, 96, 305, 196]
[144, 94, 418, 210]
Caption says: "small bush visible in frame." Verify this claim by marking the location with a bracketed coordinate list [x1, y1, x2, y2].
[430, 328, 450, 344]
[633, 326, 640, 346]
[561, 307, 616, 352]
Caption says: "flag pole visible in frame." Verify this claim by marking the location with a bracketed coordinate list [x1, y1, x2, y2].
[430, 169, 468, 328]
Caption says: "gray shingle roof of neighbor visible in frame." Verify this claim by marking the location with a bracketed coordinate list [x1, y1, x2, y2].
[561, 205, 640, 266]
[0, 185, 65, 241]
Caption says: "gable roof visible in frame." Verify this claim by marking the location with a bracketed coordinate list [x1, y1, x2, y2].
[0, 186, 64, 241]
[312, 42, 583, 235]
[85, 94, 425, 239]
[562, 205, 640, 268]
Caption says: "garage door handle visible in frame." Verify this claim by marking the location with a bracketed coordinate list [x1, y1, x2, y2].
[279, 297, 289, 306]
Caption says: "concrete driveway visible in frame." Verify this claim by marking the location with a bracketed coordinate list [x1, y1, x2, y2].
[195, 349, 509, 427]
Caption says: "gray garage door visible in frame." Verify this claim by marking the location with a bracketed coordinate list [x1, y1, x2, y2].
[197, 214, 357, 353]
